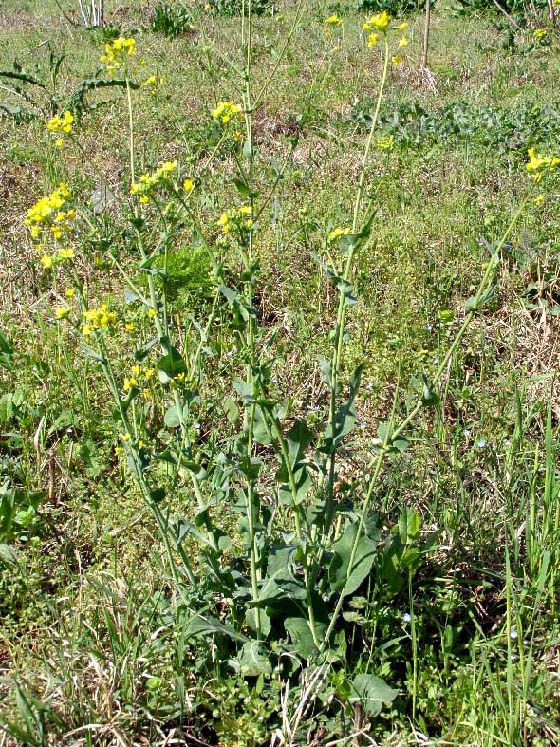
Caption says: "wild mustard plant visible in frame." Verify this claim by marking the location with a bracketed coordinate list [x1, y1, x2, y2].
[22, 5, 560, 730]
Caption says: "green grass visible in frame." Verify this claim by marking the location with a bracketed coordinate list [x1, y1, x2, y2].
[1, 0, 560, 744]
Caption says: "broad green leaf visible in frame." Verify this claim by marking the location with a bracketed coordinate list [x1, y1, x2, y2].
[350, 674, 398, 717]
[232, 641, 272, 676]
[253, 405, 272, 445]
[185, 614, 247, 642]
[245, 608, 271, 639]
[285, 617, 321, 658]
[329, 522, 377, 597]
[157, 345, 187, 383]
[0, 543, 18, 566]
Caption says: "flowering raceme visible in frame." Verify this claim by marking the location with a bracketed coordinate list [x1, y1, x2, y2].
[25, 184, 77, 269]
[212, 101, 242, 124]
[101, 36, 136, 74]
[526, 147, 560, 182]
[324, 14, 343, 33]
[327, 227, 351, 242]
[363, 11, 390, 32]
[130, 161, 178, 203]
[82, 305, 118, 336]
[217, 205, 252, 235]
[47, 110, 73, 133]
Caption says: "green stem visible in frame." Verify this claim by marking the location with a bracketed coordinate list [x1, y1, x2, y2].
[125, 74, 136, 185]
[321, 198, 528, 650]
[323, 37, 390, 530]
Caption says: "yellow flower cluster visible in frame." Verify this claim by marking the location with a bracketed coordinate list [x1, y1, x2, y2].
[526, 147, 560, 182]
[101, 36, 136, 74]
[25, 184, 76, 269]
[217, 205, 252, 235]
[46, 110, 74, 147]
[123, 363, 156, 401]
[327, 226, 351, 242]
[324, 13, 343, 31]
[82, 304, 118, 336]
[533, 28, 548, 39]
[376, 135, 395, 151]
[130, 160, 178, 203]
[47, 110, 74, 134]
[212, 101, 242, 124]
[363, 15, 408, 55]
[363, 10, 390, 31]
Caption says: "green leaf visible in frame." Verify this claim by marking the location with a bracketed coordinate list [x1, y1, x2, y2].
[185, 614, 247, 642]
[157, 345, 187, 383]
[465, 284, 496, 312]
[81, 344, 106, 363]
[0, 543, 19, 566]
[233, 177, 258, 199]
[285, 617, 322, 658]
[252, 405, 272, 445]
[337, 211, 376, 255]
[323, 365, 363, 452]
[244, 608, 271, 638]
[232, 641, 272, 676]
[329, 522, 377, 597]
[163, 404, 188, 428]
[0, 330, 14, 369]
[350, 674, 398, 717]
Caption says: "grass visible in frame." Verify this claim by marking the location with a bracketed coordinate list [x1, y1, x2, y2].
[1, 0, 560, 744]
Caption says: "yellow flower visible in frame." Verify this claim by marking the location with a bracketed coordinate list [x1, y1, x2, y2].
[217, 211, 231, 233]
[55, 307, 69, 320]
[57, 247, 75, 260]
[327, 227, 351, 242]
[46, 110, 74, 135]
[183, 178, 194, 194]
[55, 139, 64, 148]
[158, 160, 177, 176]
[324, 13, 343, 27]
[526, 147, 560, 181]
[142, 75, 158, 87]
[392, 55, 404, 65]
[65, 288, 76, 298]
[533, 27, 548, 39]
[399, 36, 408, 47]
[368, 33, 379, 48]
[212, 101, 242, 124]
[101, 36, 136, 72]
[363, 11, 390, 32]
[125, 322, 135, 331]
[40, 254, 54, 269]
[123, 377, 139, 392]
[376, 135, 395, 151]
[82, 304, 118, 334]
[148, 307, 157, 318]
[397, 21, 408, 30]
[534, 194, 545, 206]
[144, 368, 155, 380]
